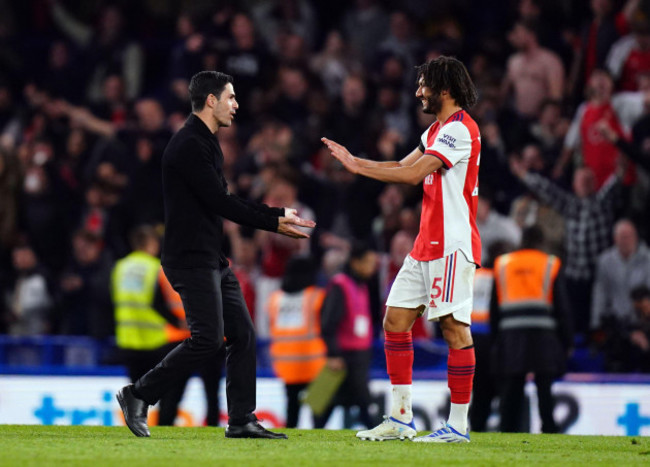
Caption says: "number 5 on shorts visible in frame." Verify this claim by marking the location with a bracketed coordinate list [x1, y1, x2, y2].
[431, 277, 442, 299]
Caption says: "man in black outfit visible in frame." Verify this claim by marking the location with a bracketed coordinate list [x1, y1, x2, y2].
[116, 71, 315, 439]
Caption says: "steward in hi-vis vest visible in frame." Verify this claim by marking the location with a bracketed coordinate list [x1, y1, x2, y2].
[111, 226, 187, 426]
[267, 257, 325, 428]
[490, 226, 572, 434]
[316, 243, 379, 430]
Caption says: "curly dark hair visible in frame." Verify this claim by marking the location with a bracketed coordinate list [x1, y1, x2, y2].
[416, 56, 478, 109]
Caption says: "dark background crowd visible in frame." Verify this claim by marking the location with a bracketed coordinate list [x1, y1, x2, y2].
[1, 0, 650, 373]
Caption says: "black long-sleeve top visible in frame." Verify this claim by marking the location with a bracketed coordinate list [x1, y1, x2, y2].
[161, 114, 284, 269]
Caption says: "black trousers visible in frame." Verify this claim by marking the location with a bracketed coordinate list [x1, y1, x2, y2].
[314, 350, 374, 429]
[121, 343, 183, 426]
[135, 267, 257, 426]
[469, 333, 497, 432]
[162, 348, 226, 426]
[499, 374, 558, 433]
[284, 383, 309, 428]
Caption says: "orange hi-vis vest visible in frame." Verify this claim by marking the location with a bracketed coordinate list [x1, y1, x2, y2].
[158, 269, 191, 343]
[472, 267, 493, 334]
[268, 286, 327, 385]
[494, 249, 561, 331]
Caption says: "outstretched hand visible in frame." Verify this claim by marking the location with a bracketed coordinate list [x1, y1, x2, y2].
[321, 137, 360, 174]
[277, 213, 316, 239]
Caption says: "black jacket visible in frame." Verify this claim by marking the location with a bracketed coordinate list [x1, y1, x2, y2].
[161, 114, 284, 269]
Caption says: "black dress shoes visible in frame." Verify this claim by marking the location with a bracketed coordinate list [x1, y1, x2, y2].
[225, 420, 288, 439]
[116, 384, 150, 437]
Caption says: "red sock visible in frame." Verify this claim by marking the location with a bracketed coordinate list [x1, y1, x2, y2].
[447, 347, 475, 404]
[384, 331, 413, 384]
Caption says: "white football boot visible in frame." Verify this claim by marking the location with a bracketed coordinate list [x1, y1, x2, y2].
[356, 415, 417, 441]
[412, 423, 470, 443]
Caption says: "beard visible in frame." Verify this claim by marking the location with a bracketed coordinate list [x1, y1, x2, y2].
[422, 93, 442, 115]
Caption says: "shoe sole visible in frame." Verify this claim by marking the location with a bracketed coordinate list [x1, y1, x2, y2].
[357, 435, 415, 441]
[116, 391, 149, 438]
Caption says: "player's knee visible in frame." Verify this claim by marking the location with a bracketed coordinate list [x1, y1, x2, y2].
[440, 319, 472, 348]
[382, 309, 413, 332]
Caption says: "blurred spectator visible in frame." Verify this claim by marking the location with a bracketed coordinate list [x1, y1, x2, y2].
[598, 84, 650, 241]
[509, 145, 566, 256]
[58, 229, 112, 337]
[39, 40, 84, 104]
[591, 219, 650, 330]
[371, 185, 405, 252]
[629, 285, 650, 372]
[324, 74, 375, 157]
[501, 19, 565, 120]
[0, 148, 20, 252]
[375, 11, 421, 84]
[316, 243, 379, 429]
[224, 220, 260, 321]
[341, 0, 390, 67]
[0, 79, 21, 149]
[310, 30, 359, 99]
[555, 68, 642, 186]
[49, 2, 144, 103]
[2, 243, 53, 335]
[223, 12, 274, 128]
[510, 159, 622, 334]
[528, 100, 570, 164]
[255, 171, 315, 338]
[569, 0, 639, 93]
[18, 140, 70, 272]
[252, 0, 318, 53]
[491, 226, 572, 433]
[476, 190, 522, 265]
[268, 256, 326, 428]
[607, 15, 650, 91]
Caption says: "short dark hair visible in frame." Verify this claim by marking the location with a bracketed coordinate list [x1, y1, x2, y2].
[416, 56, 478, 109]
[188, 71, 234, 112]
[631, 285, 650, 302]
[349, 241, 373, 261]
[520, 225, 545, 250]
[129, 225, 159, 251]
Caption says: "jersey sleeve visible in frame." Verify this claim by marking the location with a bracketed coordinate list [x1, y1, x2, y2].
[424, 121, 472, 169]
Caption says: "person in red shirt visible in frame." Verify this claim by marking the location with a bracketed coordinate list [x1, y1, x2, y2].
[554, 69, 633, 187]
[323, 56, 480, 443]
[607, 16, 650, 91]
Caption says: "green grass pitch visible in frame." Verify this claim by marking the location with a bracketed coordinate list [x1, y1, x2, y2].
[0, 426, 648, 466]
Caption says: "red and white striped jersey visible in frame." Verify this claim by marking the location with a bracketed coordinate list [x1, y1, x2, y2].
[410, 110, 482, 266]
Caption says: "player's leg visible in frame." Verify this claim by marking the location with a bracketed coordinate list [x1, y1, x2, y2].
[440, 315, 474, 434]
[384, 306, 421, 424]
[413, 250, 475, 443]
[355, 308, 419, 440]
[356, 256, 425, 441]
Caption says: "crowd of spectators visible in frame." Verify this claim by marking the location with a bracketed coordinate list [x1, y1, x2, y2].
[1, 0, 650, 372]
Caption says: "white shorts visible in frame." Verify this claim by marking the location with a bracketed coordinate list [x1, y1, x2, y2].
[386, 250, 476, 324]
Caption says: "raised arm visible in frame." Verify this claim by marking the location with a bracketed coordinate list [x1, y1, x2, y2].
[322, 137, 440, 185]
[353, 146, 425, 169]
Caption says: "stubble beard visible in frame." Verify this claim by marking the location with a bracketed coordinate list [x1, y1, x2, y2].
[422, 94, 442, 115]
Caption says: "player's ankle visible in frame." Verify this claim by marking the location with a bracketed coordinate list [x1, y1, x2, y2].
[390, 411, 413, 424]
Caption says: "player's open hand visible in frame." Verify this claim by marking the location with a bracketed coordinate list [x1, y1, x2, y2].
[321, 137, 360, 174]
[277, 215, 316, 239]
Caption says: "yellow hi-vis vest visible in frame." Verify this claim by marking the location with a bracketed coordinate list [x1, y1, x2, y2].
[112, 251, 167, 350]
